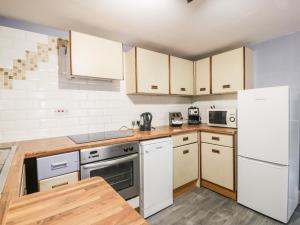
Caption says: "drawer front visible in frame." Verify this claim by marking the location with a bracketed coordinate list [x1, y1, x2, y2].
[201, 143, 233, 190]
[37, 151, 79, 180]
[201, 132, 233, 147]
[39, 172, 79, 192]
[173, 143, 199, 189]
[172, 132, 198, 147]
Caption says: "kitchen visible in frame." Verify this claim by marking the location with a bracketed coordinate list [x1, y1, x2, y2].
[0, 0, 300, 224]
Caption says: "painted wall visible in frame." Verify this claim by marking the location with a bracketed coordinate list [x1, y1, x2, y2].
[251, 32, 300, 186]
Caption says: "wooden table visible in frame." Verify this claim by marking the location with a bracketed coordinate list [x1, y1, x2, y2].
[4, 177, 148, 225]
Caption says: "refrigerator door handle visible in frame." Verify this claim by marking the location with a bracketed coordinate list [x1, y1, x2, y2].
[238, 156, 288, 168]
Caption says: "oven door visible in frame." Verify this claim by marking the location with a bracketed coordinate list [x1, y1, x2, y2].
[80, 153, 139, 200]
[208, 110, 227, 126]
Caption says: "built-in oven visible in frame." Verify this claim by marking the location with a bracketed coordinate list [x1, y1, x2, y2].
[207, 108, 237, 128]
[80, 142, 139, 200]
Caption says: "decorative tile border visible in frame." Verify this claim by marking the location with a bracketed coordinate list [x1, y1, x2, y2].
[0, 37, 68, 89]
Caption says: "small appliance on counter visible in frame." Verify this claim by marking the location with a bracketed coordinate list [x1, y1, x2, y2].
[188, 106, 201, 125]
[207, 108, 237, 128]
[169, 112, 183, 127]
[139, 112, 152, 131]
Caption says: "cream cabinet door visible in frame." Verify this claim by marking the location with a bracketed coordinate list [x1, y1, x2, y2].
[136, 48, 169, 94]
[195, 57, 210, 95]
[173, 143, 199, 189]
[39, 172, 79, 192]
[201, 143, 233, 190]
[170, 56, 193, 95]
[212, 47, 244, 94]
[70, 31, 123, 80]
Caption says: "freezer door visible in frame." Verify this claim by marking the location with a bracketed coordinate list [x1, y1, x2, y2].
[238, 156, 289, 223]
[238, 86, 289, 165]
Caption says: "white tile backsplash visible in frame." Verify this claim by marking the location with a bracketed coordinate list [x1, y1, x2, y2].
[0, 26, 193, 143]
[0, 25, 236, 143]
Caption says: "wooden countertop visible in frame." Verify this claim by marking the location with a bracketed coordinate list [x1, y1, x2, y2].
[5, 177, 148, 225]
[0, 124, 237, 224]
[18, 124, 237, 158]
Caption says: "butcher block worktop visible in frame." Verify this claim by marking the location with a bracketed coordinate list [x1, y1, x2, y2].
[0, 124, 237, 224]
[5, 177, 148, 225]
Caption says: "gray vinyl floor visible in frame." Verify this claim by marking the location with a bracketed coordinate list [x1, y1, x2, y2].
[147, 188, 300, 225]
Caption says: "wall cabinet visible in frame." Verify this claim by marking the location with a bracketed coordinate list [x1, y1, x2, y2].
[211, 47, 253, 94]
[125, 46, 252, 96]
[69, 31, 123, 80]
[170, 56, 194, 95]
[172, 132, 199, 189]
[125, 47, 169, 94]
[195, 57, 211, 95]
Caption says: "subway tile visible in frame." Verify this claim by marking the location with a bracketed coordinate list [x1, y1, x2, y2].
[12, 80, 37, 90]
[0, 121, 15, 130]
[0, 37, 13, 48]
[0, 99, 15, 110]
[25, 31, 48, 44]
[15, 99, 39, 110]
[15, 120, 40, 130]
[0, 26, 26, 40]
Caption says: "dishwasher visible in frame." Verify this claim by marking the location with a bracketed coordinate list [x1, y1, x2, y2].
[139, 137, 173, 218]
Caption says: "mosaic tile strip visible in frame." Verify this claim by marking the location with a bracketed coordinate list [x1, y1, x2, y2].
[0, 36, 68, 89]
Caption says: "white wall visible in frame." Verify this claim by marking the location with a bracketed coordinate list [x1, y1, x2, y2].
[0, 26, 191, 143]
[192, 94, 237, 123]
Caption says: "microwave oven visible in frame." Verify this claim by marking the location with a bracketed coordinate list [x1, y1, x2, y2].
[207, 109, 237, 128]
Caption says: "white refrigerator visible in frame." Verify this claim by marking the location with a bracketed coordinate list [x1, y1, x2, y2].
[238, 86, 299, 223]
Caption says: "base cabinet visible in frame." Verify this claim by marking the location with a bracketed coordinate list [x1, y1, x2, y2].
[39, 172, 79, 192]
[201, 143, 233, 190]
[173, 142, 199, 189]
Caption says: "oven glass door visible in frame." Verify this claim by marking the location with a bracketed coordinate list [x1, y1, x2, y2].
[81, 153, 139, 199]
[209, 111, 227, 125]
[90, 160, 133, 191]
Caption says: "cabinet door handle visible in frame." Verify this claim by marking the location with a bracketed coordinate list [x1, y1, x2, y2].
[200, 88, 206, 91]
[180, 87, 186, 91]
[51, 161, 68, 170]
[52, 182, 69, 189]
[151, 85, 158, 90]
[212, 149, 220, 154]
[183, 137, 189, 141]
[211, 136, 220, 141]
[222, 84, 231, 89]
[183, 150, 189, 154]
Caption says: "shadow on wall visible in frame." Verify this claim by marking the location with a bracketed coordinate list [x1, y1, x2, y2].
[192, 93, 237, 103]
[128, 95, 192, 105]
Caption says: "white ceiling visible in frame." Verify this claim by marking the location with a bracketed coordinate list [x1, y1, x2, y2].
[0, 0, 300, 59]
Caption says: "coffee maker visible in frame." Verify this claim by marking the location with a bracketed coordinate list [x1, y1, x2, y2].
[188, 106, 201, 125]
[139, 112, 152, 131]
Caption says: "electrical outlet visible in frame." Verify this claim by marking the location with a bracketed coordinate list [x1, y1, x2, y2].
[54, 108, 69, 114]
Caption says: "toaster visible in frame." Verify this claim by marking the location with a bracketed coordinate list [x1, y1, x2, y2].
[169, 112, 183, 127]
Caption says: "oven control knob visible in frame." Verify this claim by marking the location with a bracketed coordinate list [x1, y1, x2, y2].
[229, 117, 235, 122]
[129, 147, 134, 151]
[124, 148, 129, 152]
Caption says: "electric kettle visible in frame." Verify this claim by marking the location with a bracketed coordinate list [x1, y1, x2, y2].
[139, 112, 152, 131]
